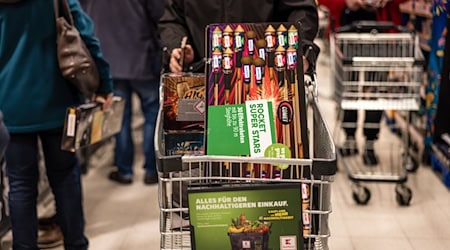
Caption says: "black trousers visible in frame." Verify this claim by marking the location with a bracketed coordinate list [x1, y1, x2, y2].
[343, 110, 383, 140]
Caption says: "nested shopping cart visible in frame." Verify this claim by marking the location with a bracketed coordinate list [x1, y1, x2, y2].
[155, 77, 336, 249]
[331, 21, 425, 206]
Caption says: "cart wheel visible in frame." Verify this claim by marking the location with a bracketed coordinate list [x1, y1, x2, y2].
[405, 155, 419, 173]
[395, 184, 412, 206]
[352, 184, 371, 205]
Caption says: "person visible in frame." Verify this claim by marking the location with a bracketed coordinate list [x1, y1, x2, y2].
[159, 0, 320, 74]
[0, 0, 114, 249]
[80, 0, 164, 185]
[319, 0, 407, 165]
[0, 111, 8, 164]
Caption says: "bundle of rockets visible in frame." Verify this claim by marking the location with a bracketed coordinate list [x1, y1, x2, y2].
[206, 23, 306, 177]
[205, 23, 312, 237]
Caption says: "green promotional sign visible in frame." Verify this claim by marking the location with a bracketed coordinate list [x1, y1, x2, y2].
[206, 100, 276, 156]
[188, 185, 303, 250]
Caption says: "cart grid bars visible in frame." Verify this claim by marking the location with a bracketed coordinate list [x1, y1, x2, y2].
[158, 159, 333, 249]
[331, 31, 424, 111]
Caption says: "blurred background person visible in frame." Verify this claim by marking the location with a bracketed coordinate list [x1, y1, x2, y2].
[159, 0, 320, 74]
[80, 0, 164, 185]
[319, 0, 407, 165]
[0, 0, 113, 249]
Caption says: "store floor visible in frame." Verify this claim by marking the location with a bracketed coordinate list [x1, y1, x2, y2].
[2, 40, 450, 250]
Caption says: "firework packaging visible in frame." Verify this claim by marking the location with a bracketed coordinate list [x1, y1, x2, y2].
[162, 73, 206, 130]
[204, 22, 309, 160]
[61, 96, 125, 152]
[164, 130, 204, 156]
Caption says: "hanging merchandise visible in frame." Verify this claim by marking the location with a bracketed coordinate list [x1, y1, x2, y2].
[425, 0, 448, 159]
[430, 10, 450, 187]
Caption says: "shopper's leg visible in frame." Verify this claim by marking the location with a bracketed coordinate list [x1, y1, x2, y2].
[340, 110, 358, 156]
[113, 80, 134, 177]
[131, 79, 160, 184]
[362, 110, 383, 165]
[363, 110, 383, 140]
[40, 129, 88, 250]
[5, 133, 40, 249]
[342, 110, 357, 137]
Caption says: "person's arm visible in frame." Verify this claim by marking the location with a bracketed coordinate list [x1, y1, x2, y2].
[277, 0, 321, 72]
[67, 0, 113, 96]
[159, 0, 192, 71]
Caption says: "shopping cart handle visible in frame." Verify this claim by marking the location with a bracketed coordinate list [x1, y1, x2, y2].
[335, 21, 409, 34]
[157, 154, 183, 173]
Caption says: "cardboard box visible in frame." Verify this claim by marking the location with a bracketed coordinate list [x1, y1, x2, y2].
[204, 22, 309, 159]
[162, 73, 206, 130]
[61, 97, 125, 152]
[164, 130, 204, 156]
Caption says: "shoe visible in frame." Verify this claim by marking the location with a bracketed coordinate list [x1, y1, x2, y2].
[339, 136, 358, 156]
[37, 223, 64, 249]
[108, 171, 133, 184]
[144, 175, 158, 185]
[362, 140, 378, 166]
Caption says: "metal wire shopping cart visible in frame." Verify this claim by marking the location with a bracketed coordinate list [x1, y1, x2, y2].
[155, 75, 336, 249]
[331, 21, 425, 206]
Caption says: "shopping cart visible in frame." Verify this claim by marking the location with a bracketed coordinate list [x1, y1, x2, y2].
[330, 21, 424, 206]
[155, 74, 336, 249]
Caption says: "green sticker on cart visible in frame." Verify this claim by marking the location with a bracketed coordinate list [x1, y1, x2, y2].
[264, 143, 291, 170]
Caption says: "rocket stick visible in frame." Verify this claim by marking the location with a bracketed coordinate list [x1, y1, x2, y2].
[287, 46, 302, 159]
[222, 26, 234, 104]
[277, 24, 288, 49]
[241, 56, 253, 101]
[253, 57, 270, 178]
[246, 30, 256, 57]
[275, 45, 291, 152]
[223, 49, 234, 104]
[264, 25, 276, 82]
[212, 48, 222, 106]
[234, 25, 245, 104]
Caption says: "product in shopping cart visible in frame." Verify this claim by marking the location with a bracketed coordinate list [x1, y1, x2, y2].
[188, 184, 303, 250]
[155, 83, 337, 249]
[164, 130, 204, 156]
[204, 22, 309, 162]
[162, 73, 206, 130]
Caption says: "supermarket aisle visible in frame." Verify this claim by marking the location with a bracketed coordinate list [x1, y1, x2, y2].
[315, 40, 450, 250]
[3, 39, 448, 250]
[76, 39, 449, 250]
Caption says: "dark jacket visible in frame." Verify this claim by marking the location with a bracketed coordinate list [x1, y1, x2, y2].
[0, 0, 113, 133]
[159, 0, 319, 72]
[80, 0, 164, 80]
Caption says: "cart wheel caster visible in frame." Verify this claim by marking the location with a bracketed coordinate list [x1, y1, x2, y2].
[405, 156, 419, 173]
[352, 184, 371, 205]
[395, 184, 412, 206]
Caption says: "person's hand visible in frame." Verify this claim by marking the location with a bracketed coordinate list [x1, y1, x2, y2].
[93, 92, 114, 110]
[303, 56, 309, 74]
[169, 45, 194, 73]
[345, 0, 364, 11]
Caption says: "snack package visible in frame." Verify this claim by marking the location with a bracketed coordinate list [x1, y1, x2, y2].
[162, 73, 206, 130]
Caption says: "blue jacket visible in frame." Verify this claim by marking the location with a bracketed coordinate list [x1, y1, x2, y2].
[0, 0, 113, 133]
[80, 0, 163, 80]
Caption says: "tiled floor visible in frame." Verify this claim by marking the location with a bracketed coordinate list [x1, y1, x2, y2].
[2, 40, 450, 250]
[80, 39, 449, 250]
